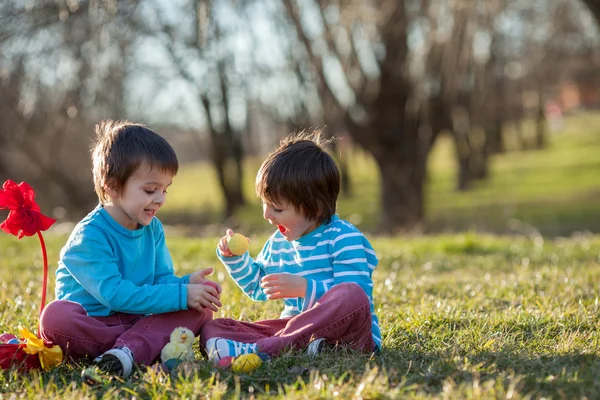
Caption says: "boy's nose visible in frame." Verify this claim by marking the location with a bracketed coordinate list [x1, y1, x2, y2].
[155, 192, 166, 204]
[263, 208, 274, 223]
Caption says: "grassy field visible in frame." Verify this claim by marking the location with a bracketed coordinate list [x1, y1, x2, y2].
[1, 112, 600, 398]
[1, 232, 600, 398]
[163, 112, 600, 237]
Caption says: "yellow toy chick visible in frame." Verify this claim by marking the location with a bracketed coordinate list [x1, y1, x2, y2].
[160, 327, 196, 364]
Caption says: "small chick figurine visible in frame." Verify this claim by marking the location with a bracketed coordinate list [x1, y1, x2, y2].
[161, 327, 196, 364]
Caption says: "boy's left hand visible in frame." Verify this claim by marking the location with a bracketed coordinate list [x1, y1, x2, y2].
[189, 267, 222, 296]
[261, 273, 307, 299]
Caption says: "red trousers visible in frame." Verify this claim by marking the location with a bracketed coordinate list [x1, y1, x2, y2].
[39, 300, 213, 366]
[200, 282, 375, 356]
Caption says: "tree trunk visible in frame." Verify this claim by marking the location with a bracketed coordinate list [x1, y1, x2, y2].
[201, 95, 245, 219]
[535, 103, 547, 149]
[485, 120, 505, 154]
[375, 150, 427, 233]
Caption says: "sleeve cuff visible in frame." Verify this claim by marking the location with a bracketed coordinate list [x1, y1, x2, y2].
[180, 284, 188, 310]
[302, 279, 318, 311]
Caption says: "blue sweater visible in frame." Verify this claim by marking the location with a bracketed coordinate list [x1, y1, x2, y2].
[55, 205, 189, 316]
[218, 215, 382, 348]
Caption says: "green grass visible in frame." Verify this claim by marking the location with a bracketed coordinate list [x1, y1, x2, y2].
[163, 111, 600, 236]
[2, 232, 600, 398]
[2, 112, 600, 397]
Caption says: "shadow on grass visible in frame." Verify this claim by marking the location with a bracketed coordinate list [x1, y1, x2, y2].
[379, 347, 600, 398]
[8, 343, 598, 398]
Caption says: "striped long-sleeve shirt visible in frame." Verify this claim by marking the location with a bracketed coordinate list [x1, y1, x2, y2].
[217, 215, 382, 349]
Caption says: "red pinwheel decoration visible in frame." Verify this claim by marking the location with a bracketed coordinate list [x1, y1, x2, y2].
[0, 180, 55, 314]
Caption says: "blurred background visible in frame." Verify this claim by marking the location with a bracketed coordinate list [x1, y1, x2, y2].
[1, 0, 600, 237]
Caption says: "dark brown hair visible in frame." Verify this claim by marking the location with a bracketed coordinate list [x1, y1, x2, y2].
[91, 120, 178, 204]
[255, 130, 340, 224]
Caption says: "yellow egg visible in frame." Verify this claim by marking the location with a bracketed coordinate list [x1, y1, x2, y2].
[227, 233, 249, 256]
[231, 353, 262, 373]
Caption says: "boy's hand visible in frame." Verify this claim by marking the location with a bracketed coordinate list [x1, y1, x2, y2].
[261, 273, 307, 299]
[218, 229, 250, 258]
[189, 267, 222, 296]
[187, 283, 222, 312]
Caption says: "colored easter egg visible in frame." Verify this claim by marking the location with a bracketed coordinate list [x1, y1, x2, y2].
[6, 338, 21, 344]
[231, 353, 262, 373]
[164, 358, 183, 372]
[218, 356, 234, 368]
[227, 233, 249, 256]
[0, 333, 17, 343]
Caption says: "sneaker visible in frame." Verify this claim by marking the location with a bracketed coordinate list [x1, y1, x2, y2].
[93, 346, 134, 378]
[205, 338, 257, 363]
[306, 338, 329, 356]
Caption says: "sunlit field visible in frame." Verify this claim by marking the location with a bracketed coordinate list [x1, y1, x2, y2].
[164, 112, 600, 237]
[2, 232, 600, 398]
[1, 112, 600, 398]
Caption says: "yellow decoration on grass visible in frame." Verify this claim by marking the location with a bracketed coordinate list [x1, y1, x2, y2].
[232, 353, 262, 373]
[19, 327, 63, 370]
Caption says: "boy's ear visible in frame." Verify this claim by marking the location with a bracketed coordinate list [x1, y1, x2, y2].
[103, 179, 119, 199]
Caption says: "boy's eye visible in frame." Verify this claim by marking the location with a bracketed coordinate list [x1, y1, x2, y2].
[144, 189, 155, 194]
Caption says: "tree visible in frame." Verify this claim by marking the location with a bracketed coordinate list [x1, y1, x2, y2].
[0, 0, 136, 216]
[133, 0, 249, 218]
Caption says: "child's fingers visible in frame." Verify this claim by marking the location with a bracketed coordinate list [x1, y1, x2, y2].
[204, 285, 219, 297]
[260, 280, 278, 289]
[266, 291, 283, 300]
[218, 241, 233, 257]
[197, 293, 221, 310]
[226, 229, 234, 237]
[206, 294, 222, 308]
[212, 281, 223, 294]
[261, 274, 280, 283]
[199, 299, 218, 312]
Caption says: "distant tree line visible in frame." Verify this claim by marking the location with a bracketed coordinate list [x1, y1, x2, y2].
[0, 0, 598, 232]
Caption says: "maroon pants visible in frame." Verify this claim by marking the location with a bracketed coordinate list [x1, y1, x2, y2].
[200, 282, 375, 356]
[39, 300, 213, 366]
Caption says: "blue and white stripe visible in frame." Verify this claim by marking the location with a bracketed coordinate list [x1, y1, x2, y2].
[217, 215, 382, 349]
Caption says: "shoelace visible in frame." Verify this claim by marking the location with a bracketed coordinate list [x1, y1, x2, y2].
[232, 341, 256, 357]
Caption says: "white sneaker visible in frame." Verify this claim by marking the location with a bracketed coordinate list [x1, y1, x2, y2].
[205, 338, 257, 363]
[93, 346, 134, 378]
[306, 338, 328, 356]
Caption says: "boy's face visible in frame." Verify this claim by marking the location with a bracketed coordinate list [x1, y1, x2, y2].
[104, 163, 173, 230]
[262, 198, 319, 241]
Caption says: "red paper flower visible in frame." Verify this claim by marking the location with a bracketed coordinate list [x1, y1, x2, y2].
[0, 180, 55, 239]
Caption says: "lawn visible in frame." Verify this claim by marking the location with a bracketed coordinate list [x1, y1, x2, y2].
[1, 232, 600, 398]
[1, 112, 600, 398]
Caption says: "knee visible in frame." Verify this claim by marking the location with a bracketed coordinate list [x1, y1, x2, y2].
[199, 319, 219, 337]
[40, 300, 84, 334]
[331, 282, 369, 305]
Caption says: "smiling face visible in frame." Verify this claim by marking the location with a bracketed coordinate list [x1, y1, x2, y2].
[262, 198, 319, 241]
[104, 163, 173, 230]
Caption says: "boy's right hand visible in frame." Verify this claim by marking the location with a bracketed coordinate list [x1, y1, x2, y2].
[218, 229, 249, 257]
[187, 283, 222, 312]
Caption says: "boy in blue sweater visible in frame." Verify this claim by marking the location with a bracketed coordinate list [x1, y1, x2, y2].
[39, 120, 222, 378]
[201, 132, 381, 362]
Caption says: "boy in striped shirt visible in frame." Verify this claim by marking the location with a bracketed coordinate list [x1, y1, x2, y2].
[201, 132, 381, 361]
